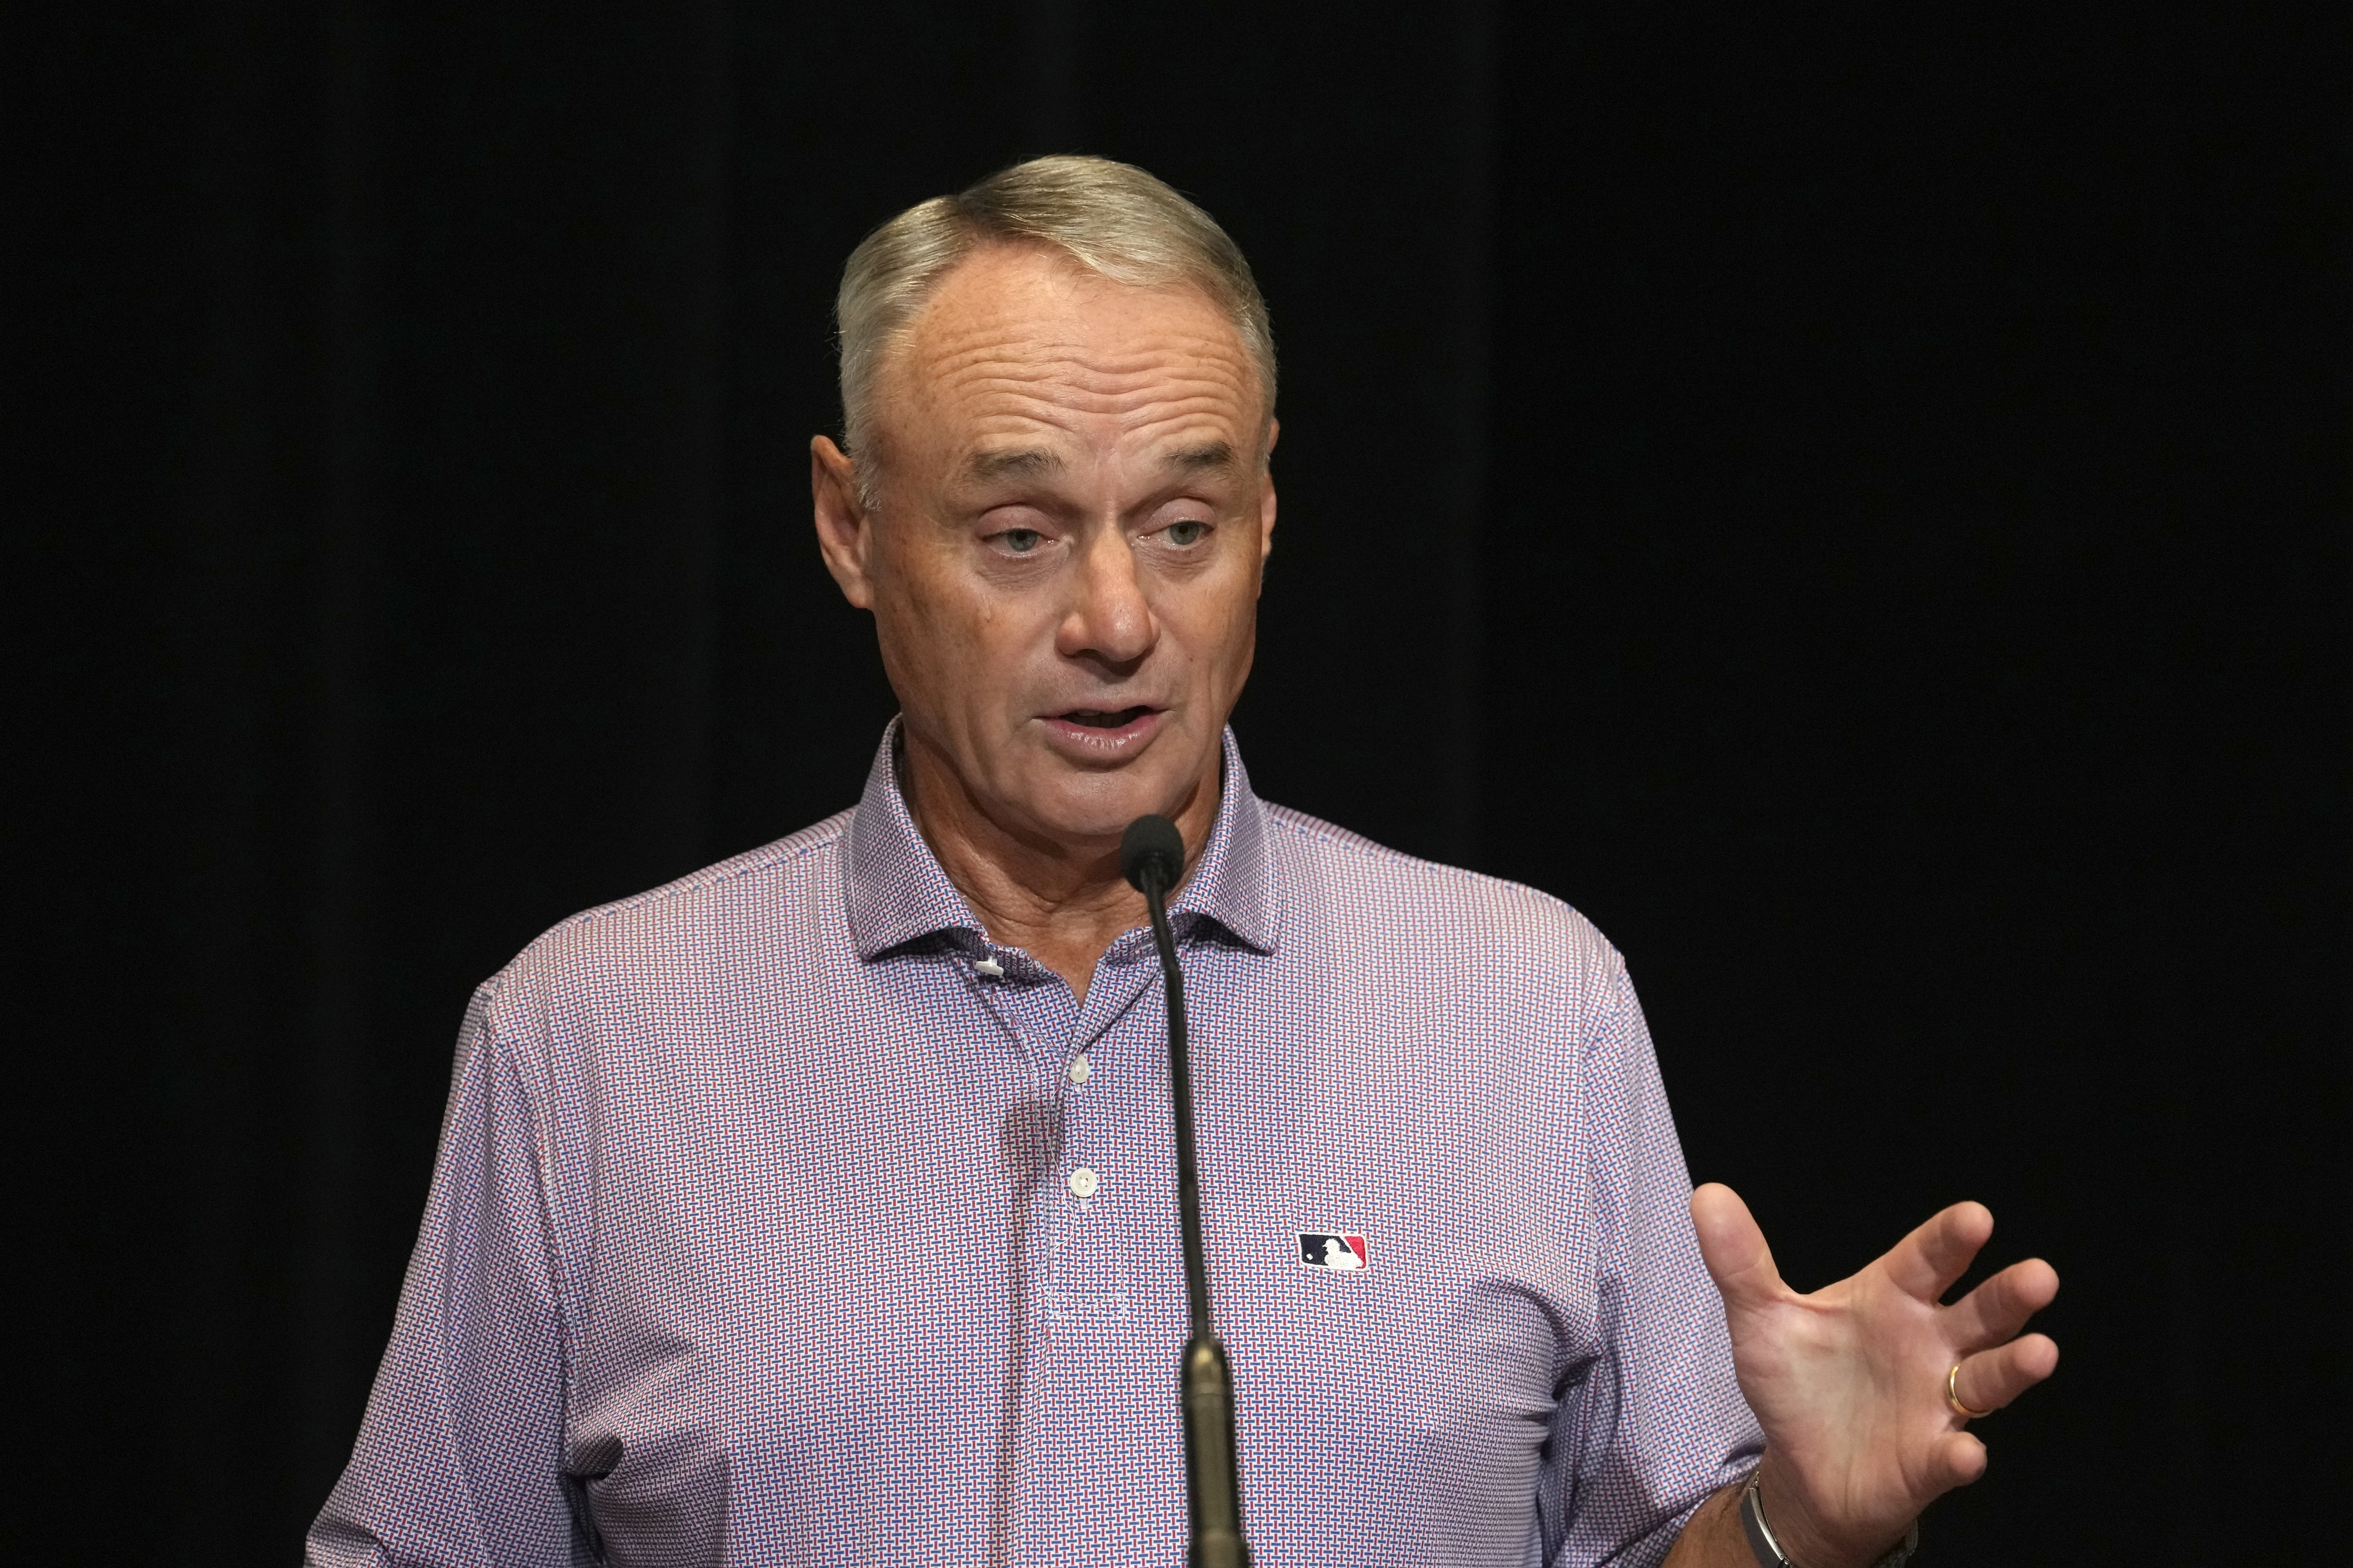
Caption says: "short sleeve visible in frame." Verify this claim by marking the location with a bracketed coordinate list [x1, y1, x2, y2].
[305, 981, 581, 1568]
[1535, 957, 1764, 1567]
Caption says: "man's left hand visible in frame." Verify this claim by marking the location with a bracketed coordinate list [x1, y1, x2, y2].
[1689, 1183, 2060, 1568]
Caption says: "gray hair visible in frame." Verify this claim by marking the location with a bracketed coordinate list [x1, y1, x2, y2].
[834, 155, 1277, 485]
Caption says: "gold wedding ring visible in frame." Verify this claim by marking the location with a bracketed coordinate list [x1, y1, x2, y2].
[1946, 1362, 1995, 1420]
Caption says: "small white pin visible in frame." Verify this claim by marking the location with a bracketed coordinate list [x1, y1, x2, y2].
[975, 956, 1004, 978]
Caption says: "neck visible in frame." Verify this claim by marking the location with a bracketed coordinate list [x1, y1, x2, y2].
[899, 732, 1220, 1004]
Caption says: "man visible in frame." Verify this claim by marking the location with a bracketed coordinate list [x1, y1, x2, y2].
[310, 156, 2057, 1568]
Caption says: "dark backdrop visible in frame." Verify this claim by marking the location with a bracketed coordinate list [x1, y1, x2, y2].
[14, 3, 2346, 1563]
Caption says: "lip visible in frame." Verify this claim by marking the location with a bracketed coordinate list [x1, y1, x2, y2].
[1038, 704, 1166, 759]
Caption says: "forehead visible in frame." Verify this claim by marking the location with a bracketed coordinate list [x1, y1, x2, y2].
[877, 246, 1262, 466]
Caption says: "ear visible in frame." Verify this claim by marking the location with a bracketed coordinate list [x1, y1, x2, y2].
[811, 435, 877, 609]
[1256, 417, 1280, 566]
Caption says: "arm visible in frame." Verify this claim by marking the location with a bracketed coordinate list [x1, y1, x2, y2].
[305, 981, 581, 1568]
[1659, 1483, 1752, 1568]
[1535, 958, 1765, 1567]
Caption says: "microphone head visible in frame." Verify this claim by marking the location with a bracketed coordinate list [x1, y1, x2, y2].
[1119, 814, 1185, 896]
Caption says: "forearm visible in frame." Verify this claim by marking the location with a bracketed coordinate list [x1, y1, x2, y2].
[1661, 1480, 1754, 1568]
[1662, 1459, 1915, 1568]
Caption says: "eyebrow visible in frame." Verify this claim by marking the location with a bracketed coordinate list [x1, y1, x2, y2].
[1165, 440, 1237, 473]
[960, 440, 1240, 483]
[964, 447, 1063, 481]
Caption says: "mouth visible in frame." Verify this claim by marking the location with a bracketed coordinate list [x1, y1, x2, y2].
[1040, 704, 1165, 756]
[1059, 705, 1155, 729]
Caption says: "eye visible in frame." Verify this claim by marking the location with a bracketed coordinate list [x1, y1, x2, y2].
[994, 528, 1044, 555]
[1163, 519, 1210, 547]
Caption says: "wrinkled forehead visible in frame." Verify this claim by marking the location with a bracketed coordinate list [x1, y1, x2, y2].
[871, 247, 1268, 472]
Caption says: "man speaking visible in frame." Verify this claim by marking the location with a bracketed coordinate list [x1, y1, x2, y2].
[309, 156, 2057, 1568]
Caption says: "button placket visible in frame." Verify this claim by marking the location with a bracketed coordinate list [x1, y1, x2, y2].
[979, 950, 1085, 1516]
[1046, 983, 1145, 1349]
[974, 947, 1088, 1080]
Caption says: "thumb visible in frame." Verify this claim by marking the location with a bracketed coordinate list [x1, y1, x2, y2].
[1691, 1183, 1788, 1316]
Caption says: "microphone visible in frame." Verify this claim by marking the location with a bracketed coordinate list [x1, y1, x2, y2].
[1121, 815, 1251, 1568]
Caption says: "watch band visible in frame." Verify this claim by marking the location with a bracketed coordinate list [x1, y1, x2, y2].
[1739, 1470, 1919, 1568]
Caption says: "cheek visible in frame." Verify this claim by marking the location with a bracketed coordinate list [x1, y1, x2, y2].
[868, 552, 973, 700]
[1217, 543, 1267, 635]
[1166, 560, 1261, 679]
[872, 549, 1039, 710]
[1218, 601, 1259, 685]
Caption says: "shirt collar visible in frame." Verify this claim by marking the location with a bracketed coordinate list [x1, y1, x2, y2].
[844, 720, 1282, 960]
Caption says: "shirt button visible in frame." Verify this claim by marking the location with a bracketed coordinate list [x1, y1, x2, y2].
[1068, 1167, 1100, 1199]
[1068, 1055, 1091, 1084]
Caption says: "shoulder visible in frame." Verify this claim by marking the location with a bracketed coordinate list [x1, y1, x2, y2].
[475, 808, 855, 1027]
[549, 808, 852, 936]
[1257, 801, 1627, 998]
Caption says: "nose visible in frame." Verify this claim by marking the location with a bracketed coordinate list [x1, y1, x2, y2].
[1055, 526, 1157, 670]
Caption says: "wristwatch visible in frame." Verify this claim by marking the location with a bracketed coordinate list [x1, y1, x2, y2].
[1739, 1470, 1919, 1568]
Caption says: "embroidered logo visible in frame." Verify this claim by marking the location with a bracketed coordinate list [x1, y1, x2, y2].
[1297, 1232, 1369, 1272]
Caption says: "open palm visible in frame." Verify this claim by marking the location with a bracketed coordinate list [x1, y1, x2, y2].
[1691, 1183, 2060, 1568]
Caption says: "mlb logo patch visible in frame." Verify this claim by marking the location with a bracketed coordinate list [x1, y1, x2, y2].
[1298, 1232, 1369, 1272]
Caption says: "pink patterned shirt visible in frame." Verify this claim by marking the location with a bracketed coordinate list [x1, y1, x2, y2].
[309, 725, 1760, 1567]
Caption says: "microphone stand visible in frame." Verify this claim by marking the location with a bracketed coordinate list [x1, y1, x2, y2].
[1123, 815, 1251, 1568]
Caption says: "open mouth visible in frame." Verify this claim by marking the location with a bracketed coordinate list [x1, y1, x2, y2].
[1042, 705, 1164, 754]
[1059, 705, 1155, 729]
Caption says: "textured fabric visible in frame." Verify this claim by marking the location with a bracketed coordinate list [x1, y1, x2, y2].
[309, 725, 1762, 1568]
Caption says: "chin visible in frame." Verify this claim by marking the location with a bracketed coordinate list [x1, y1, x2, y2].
[1026, 786, 1174, 845]
[1019, 756, 1202, 845]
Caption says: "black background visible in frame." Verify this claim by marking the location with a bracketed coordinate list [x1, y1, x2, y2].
[13, 3, 2346, 1563]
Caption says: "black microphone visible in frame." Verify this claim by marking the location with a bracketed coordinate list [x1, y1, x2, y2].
[1121, 814, 1251, 1568]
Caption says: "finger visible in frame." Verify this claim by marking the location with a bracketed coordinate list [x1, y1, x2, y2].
[1952, 1333, 2060, 1415]
[1945, 1257, 2059, 1351]
[1879, 1200, 1994, 1303]
[1929, 1430, 1989, 1492]
[1689, 1183, 1789, 1315]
